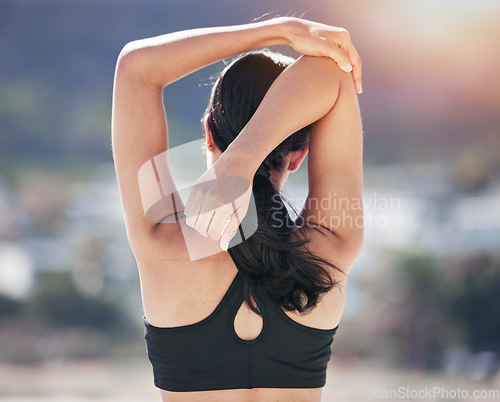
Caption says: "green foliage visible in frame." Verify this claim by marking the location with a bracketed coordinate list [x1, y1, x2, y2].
[385, 251, 500, 369]
[0, 294, 24, 319]
[444, 254, 500, 353]
[389, 252, 452, 369]
[25, 271, 124, 331]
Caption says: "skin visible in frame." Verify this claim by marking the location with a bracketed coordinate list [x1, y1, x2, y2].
[112, 17, 364, 402]
[203, 117, 310, 193]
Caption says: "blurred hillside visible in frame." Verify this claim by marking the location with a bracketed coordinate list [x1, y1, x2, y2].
[1, 0, 499, 179]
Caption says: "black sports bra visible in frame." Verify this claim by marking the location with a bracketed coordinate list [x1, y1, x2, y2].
[144, 254, 339, 392]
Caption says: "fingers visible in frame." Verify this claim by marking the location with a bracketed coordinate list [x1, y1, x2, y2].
[220, 208, 243, 251]
[324, 29, 363, 94]
[185, 202, 202, 229]
[290, 19, 362, 93]
[186, 190, 225, 237]
[186, 189, 239, 241]
[186, 197, 242, 251]
[184, 167, 218, 218]
[194, 209, 216, 237]
[319, 37, 352, 73]
[207, 203, 234, 241]
[346, 45, 362, 94]
[183, 185, 199, 218]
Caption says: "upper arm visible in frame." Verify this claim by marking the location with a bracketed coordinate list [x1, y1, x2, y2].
[111, 48, 183, 252]
[299, 71, 364, 265]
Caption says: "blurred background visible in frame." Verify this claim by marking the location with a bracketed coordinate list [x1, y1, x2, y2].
[1, 0, 499, 400]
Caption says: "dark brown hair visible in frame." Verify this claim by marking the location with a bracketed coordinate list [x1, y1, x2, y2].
[205, 50, 344, 314]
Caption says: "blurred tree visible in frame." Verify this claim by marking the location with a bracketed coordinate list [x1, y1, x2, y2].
[0, 294, 24, 319]
[444, 254, 500, 354]
[26, 271, 124, 331]
[366, 251, 500, 370]
[388, 253, 455, 369]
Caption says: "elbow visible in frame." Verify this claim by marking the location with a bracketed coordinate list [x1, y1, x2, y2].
[292, 55, 343, 108]
[115, 41, 140, 74]
[115, 40, 151, 79]
[297, 55, 345, 80]
[115, 40, 163, 87]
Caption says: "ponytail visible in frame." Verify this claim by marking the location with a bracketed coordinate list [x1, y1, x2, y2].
[206, 50, 344, 314]
[227, 171, 341, 314]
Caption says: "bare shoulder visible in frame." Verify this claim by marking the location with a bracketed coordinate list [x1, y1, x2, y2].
[284, 223, 350, 329]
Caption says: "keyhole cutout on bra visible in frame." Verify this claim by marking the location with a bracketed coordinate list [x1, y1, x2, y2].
[233, 300, 263, 341]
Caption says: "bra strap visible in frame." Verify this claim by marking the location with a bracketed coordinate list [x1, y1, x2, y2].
[223, 271, 244, 308]
[226, 250, 245, 308]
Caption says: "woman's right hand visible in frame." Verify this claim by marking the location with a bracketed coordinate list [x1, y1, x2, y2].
[184, 157, 254, 252]
[281, 17, 362, 94]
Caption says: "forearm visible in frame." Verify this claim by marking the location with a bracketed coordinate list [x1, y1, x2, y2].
[219, 55, 344, 174]
[116, 17, 293, 88]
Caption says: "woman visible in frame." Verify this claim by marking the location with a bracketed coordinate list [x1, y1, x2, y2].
[112, 16, 364, 402]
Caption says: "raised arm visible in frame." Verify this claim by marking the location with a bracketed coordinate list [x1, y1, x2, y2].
[111, 16, 361, 253]
[193, 55, 363, 259]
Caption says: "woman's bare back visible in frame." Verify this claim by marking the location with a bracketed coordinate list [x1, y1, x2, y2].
[135, 219, 346, 401]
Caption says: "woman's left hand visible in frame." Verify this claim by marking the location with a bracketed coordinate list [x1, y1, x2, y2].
[183, 161, 254, 251]
[283, 17, 363, 94]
